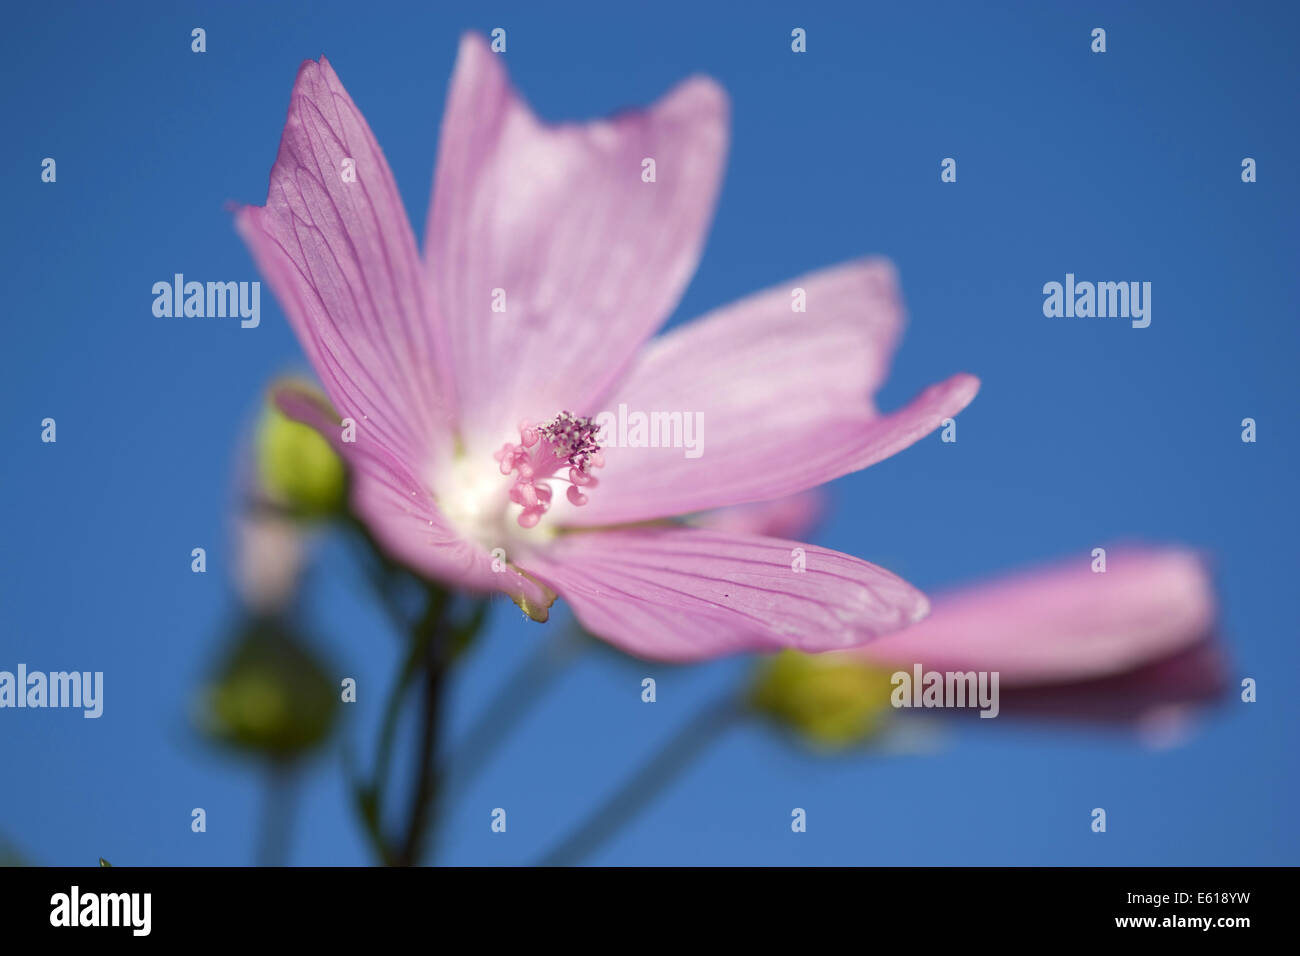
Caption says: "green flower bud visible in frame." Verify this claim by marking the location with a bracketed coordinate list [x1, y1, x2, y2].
[256, 394, 345, 518]
[750, 650, 896, 751]
[196, 620, 339, 760]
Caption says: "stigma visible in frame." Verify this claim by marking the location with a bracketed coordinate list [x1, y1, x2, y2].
[493, 412, 605, 528]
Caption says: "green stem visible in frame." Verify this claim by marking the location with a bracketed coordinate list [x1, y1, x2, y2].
[537, 694, 743, 866]
[372, 591, 444, 808]
[351, 585, 448, 866]
[392, 589, 453, 866]
[256, 760, 298, 866]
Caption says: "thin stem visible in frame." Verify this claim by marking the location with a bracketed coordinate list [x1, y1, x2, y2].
[371, 594, 444, 808]
[256, 760, 298, 867]
[351, 586, 447, 866]
[392, 588, 450, 867]
[537, 694, 743, 866]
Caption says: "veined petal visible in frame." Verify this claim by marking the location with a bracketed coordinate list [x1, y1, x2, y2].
[273, 383, 556, 617]
[689, 490, 827, 539]
[562, 260, 979, 526]
[237, 57, 454, 477]
[424, 33, 728, 444]
[522, 527, 930, 662]
[854, 546, 1217, 685]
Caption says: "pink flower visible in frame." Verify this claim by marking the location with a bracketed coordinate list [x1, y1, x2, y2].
[233, 510, 305, 616]
[235, 35, 979, 660]
[748, 537, 1225, 747]
[704, 489, 1226, 728]
[854, 546, 1226, 723]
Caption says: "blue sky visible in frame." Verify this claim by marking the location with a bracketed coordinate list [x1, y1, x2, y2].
[1, 0, 1297, 865]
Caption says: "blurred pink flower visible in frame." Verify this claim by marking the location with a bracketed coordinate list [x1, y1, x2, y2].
[233, 511, 305, 616]
[710, 489, 1227, 727]
[856, 546, 1226, 724]
[236, 35, 978, 660]
[744, 531, 1226, 748]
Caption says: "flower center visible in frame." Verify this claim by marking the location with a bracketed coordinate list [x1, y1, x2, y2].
[493, 411, 605, 529]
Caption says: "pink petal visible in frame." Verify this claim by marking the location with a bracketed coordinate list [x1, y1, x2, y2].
[854, 546, 1216, 685]
[236, 57, 454, 479]
[273, 383, 557, 618]
[997, 641, 1227, 725]
[689, 490, 827, 539]
[560, 260, 980, 526]
[424, 33, 728, 444]
[521, 527, 930, 661]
